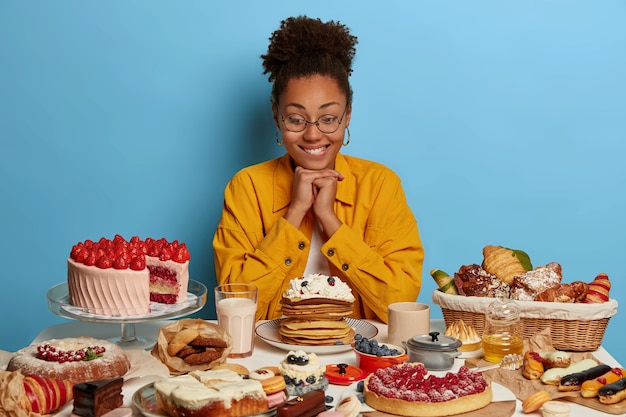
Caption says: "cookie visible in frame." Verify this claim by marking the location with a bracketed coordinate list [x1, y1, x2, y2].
[167, 328, 200, 356]
[175, 345, 205, 359]
[190, 336, 228, 348]
[183, 349, 223, 365]
[212, 362, 250, 377]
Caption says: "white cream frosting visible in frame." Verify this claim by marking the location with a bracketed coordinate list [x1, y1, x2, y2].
[283, 274, 355, 302]
[190, 369, 244, 386]
[279, 350, 326, 383]
[68, 257, 190, 316]
[154, 368, 265, 410]
[67, 259, 150, 315]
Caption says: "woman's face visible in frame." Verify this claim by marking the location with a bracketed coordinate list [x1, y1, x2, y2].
[274, 75, 351, 171]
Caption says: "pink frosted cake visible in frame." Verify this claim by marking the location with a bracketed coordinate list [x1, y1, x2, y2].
[68, 235, 190, 316]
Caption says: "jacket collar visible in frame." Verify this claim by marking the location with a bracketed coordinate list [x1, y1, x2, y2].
[273, 153, 355, 212]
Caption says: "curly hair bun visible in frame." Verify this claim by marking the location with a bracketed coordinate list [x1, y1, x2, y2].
[262, 16, 358, 103]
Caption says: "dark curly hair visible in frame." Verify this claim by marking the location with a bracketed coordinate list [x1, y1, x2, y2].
[262, 16, 358, 105]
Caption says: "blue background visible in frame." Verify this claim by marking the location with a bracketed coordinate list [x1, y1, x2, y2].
[1, 1, 624, 364]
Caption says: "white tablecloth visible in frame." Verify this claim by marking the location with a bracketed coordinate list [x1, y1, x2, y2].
[19, 319, 623, 416]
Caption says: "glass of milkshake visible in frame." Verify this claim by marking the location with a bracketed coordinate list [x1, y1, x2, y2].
[215, 283, 258, 358]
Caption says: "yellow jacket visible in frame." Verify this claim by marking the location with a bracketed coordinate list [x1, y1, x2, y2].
[213, 153, 424, 323]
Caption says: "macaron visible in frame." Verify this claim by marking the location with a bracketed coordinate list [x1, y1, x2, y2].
[266, 389, 287, 408]
[335, 395, 361, 417]
[261, 366, 281, 375]
[260, 375, 286, 395]
[250, 368, 275, 380]
[542, 400, 571, 417]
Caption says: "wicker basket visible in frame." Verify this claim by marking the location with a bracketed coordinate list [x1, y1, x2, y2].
[432, 290, 618, 351]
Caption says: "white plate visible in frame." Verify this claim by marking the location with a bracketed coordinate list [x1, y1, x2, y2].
[255, 318, 378, 354]
[133, 382, 277, 417]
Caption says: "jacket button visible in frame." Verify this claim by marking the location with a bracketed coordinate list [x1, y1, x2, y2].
[298, 242, 305, 250]
[342, 263, 349, 271]
[285, 258, 292, 266]
[327, 249, 335, 257]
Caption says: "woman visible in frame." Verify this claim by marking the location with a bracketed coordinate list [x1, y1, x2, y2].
[213, 16, 424, 323]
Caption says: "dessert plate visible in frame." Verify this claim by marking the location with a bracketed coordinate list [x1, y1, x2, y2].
[133, 382, 277, 417]
[255, 318, 378, 354]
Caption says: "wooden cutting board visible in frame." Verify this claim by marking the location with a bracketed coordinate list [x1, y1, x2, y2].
[362, 401, 516, 417]
[465, 357, 626, 415]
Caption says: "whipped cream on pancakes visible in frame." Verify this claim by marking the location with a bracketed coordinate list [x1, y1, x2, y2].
[279, 275, 356, 345]
[283, 274, 355, 302]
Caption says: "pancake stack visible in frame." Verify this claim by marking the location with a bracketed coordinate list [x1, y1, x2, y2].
[279, 274, 355, 345]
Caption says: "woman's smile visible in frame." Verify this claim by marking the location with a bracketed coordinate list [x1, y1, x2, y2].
[301, 144, 330, 155]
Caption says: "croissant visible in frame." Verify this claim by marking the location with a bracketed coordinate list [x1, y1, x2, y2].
[0, 371, 73, 416]
[584, 273, 611, 303]
[482, 245, 532, 285]
[535, 281, 588, 303]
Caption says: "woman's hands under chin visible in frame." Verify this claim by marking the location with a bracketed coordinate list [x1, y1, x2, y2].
[285, 166, 344, 232]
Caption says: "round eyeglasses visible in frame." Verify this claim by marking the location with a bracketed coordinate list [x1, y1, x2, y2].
[278, 107, 347, 134]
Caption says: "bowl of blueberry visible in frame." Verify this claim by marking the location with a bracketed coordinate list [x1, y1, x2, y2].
[352, 335, 409, 373]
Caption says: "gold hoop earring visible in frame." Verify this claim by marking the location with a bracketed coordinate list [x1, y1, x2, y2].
[343, 128, 351, 146]
[275, 128, 283, 146]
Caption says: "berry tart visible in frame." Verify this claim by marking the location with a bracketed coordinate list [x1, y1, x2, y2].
[363, 362, 492, 417]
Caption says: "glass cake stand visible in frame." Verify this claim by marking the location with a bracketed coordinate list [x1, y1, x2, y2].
[47, 280, 207, 350]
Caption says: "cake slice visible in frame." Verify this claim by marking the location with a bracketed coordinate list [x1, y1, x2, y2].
[145, 238, 190, 304]
[72, 377, 123, 417]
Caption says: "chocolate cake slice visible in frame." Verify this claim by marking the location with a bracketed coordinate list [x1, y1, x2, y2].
[72, 377, 123, 417]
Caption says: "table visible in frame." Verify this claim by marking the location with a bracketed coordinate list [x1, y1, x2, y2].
[30, 319, 624, 417]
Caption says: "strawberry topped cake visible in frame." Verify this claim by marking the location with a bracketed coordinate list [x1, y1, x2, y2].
[364, 363, 492, 417]
[68, 235, 190, 316]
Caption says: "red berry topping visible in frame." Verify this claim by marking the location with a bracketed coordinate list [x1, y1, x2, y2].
[84, 251, 97, 266]
[73, 236, 190, 269]
[95, 255, 113, 269]
[130, 255, 146, 271]
[36, 343, 106, 363]
[113, 254, 129, 270]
